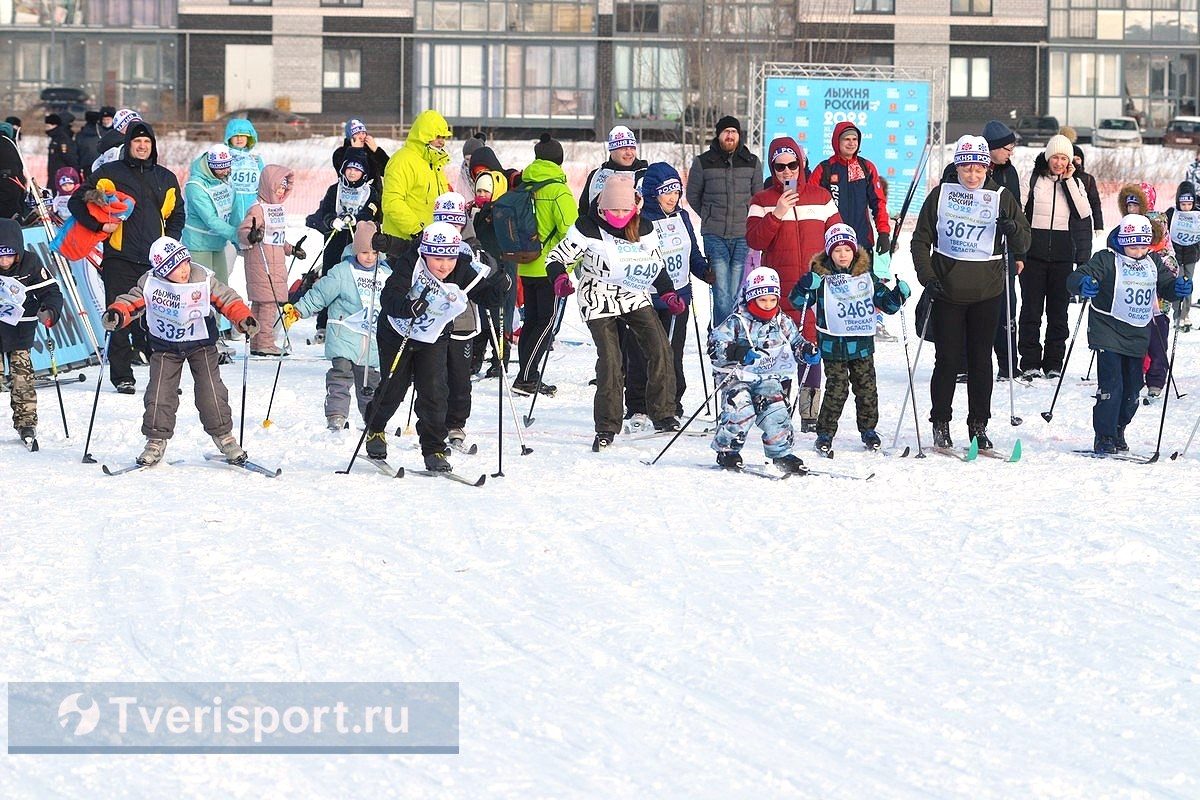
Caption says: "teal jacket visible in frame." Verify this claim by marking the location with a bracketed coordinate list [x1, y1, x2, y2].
[294, 256, 391, 367]
[791, 248, 905, 362]
[224, 118, 265, 226]
[182, 150, 238, 252]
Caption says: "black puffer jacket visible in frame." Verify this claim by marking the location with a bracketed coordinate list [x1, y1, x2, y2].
[0, 218, 65, 351]
[68, 122, 184, 266]
[0, 125, 26, 221]
[46, 115, 79, 182]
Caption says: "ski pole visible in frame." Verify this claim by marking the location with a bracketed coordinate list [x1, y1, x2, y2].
[489, 306, 505, 477]
[81, 331, 112, 464]
[239, 333, 250, 445]
[338, 334, 411, 475]
[887, 140, 933, 256]
[401, 392, 415, 435]
[1003, 240, 1021, 426]
[1149, 321, 1183, 463]
[1151, 317, 1187, 400]
[43, 331, 69, 437]
[1083, 349, 1095, 381]
[890, 301, 930, 449]
[1171, 411, 1200, 460]
[691, 293, 712, 415]
[1041, 299, 1089, 423]
[895, 274, 927, 458]
[644, 374, 732, 466]
[523, 296, 567, 427]
[483, 309, 533, 475]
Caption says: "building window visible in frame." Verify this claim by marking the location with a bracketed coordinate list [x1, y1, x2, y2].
[415, 41, 595, 121]
[614, 45, 684, 121]
[951, 0, 990, 14]
[854, 0, 893, 13]
[950, 56, 990, 98]
[415, 0, 596, 33]
[322, 0, 363, 6]
[615, 2, 659, 32]
[323, 49, 361, 91]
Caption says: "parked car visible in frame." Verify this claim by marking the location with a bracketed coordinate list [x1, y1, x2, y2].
[1164, 116, 1200, 149]
[34, 86, 90, 119]
[1093, 116, 1143, 148]
[1014, 115, 1060, 147]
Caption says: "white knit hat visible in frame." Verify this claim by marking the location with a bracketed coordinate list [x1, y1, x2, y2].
[149, 236, 191, 278]
[1044, 134, 1073, 160]
[1115, 214, 1153, 247]
[207, 145, 232, 172]
[432, 192, 468, 228]
[418, 221, 463, 258]
[824, 223, 858, 256]
[607, 125, 637, 151]
[743, 267, 781, 300]
[953, 135, 991, 166]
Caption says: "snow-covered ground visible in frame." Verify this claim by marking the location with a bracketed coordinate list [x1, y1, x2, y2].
[4, 138, 1200, 798]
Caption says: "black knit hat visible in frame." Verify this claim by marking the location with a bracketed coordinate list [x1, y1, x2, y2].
[44, 114, 61, 127]
[714, 115, 742, 136]
[100, 106, 116, 118]
[534, 133, 564, 165]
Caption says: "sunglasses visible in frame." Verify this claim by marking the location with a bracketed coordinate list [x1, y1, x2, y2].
[772, 161, 800, 173]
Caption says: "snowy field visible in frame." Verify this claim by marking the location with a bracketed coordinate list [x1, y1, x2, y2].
[4, 138, 1200, 798]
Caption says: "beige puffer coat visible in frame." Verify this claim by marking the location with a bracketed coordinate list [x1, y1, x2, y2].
[238, 164, 296, 302]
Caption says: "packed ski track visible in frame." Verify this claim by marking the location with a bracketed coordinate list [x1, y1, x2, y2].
[4, 138, 1200, 798]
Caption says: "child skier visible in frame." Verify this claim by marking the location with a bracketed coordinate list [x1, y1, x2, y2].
[363, 222, 508, 471]
[1166, 181, 1199, 332]
[790, 224, 909, 455]
[0, 218, 64, 448]
[1120, 182, 1175, 400]
[237, 164, 306, 356]
[1067, 214, 1192, 454]
[51, 166, 80, 222]
[283, 221, 387, 431]
[101, 235, 259, 465]
[708, 266, 812, 474]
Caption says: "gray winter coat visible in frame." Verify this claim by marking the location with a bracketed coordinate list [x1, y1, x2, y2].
[685, 142, 762, 239]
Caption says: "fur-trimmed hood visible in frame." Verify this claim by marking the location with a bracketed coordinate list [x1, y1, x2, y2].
[809, 246, 871, 278]
[1117, 182, 1165, 245]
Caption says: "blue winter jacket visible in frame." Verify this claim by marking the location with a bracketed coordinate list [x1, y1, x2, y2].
[224, 118, 265, 226]
[640, 162, 710, 309]
[182, 150, 238, 252]
[294, 256, 390, 367]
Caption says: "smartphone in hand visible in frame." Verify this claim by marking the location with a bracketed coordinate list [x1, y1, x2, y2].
[783, 178, 798, 193]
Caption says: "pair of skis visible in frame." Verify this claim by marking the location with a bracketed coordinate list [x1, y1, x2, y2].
[102, 453, 281, 477]
[929, 437, 1023, 463]
[355, 456, 486, 487]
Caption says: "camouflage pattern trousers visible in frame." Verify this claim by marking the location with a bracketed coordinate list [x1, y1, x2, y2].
[4, 349, 37, 428]
[816, 356, 879, 439]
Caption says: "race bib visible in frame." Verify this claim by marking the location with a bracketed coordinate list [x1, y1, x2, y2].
[934, 186, 1000, 261]
[207, 181, 234, 222]
[741, 339, 797, 377]
[596, 231, 662, 293]
[144, 274, 211, 343]
[51, 194, 72, 221]
[1108, 255, 1156, 327]
[1170, 210, 1200, 248]
[263, 203, 287, 246]
[338, 269, 385, 338]
[387, 263, 469, 344]
[819, 273, 876, 337]
[229, 153, 260, 196]
[0, 274, 28, 326]
[653, 217, 690, 290]
[336, 183, 371, 218]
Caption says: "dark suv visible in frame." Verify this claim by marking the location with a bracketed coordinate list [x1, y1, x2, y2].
[1014, 115, 1060, 147]
[39, 87, 90, 117]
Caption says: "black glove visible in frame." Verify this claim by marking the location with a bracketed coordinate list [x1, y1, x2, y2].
[875, 232, 891, 255]
[372, 231, 398, 253]
[291, 244, 307, 260]
[727, 340, 752, 364]
[997, 217, 1018, 237]
[925, 280, 946, 300]
[247, 218, 264, 245]
[407, 288, 431, 319]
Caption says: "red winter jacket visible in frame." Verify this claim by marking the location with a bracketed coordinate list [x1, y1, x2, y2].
[746, 136, 840, 338]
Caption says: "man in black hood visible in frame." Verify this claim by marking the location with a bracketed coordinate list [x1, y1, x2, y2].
[44, 113, 79, 186]
[0, 120, 26, 221]
[75, 110, 107, 178]
[69, 120, 185, 392]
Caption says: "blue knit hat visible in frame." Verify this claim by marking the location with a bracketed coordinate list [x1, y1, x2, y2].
[345, 118, 367, 139]
[149, 236, 192, 278]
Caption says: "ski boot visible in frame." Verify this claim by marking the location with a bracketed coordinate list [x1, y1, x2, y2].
[814, 434, 833, 456]
[327, 415, 347, 432]
[137, 438, 167, 466]
[423, 450, 453, 472]
[1115, 426, 1129, 453]
[513, 380, 556, 396]
[365, 431, 387, 460]
[861, 429, 882, 451]
[623, 413, 652, 434]
[932, 420, 953, 449]
[715, 451, 743, 471]
[448, 427, 466, 447]
[212, 433, 247, 464]
[772, 454, 808, 475]
[800, 419, 818, 434]
[652, 416, 680, 433]
[1093, 434, 1117, 455]
[967, 422, 992, 451]
[592, 431, 615, 452]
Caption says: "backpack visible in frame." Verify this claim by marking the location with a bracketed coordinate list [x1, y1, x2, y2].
[489, 178, 554, 263]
